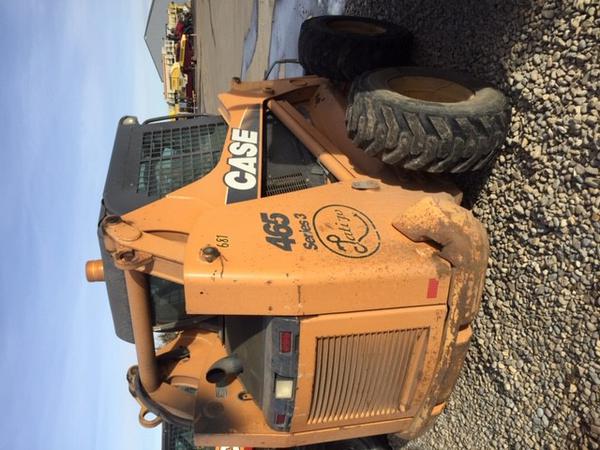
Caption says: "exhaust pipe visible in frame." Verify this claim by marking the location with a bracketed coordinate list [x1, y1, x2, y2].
[206, 356, 243, 386]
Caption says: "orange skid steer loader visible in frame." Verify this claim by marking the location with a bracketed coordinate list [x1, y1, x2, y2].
[87, 16, 509, 450]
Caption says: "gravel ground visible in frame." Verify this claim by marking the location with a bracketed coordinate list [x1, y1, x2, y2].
[344, 1, 599, 448]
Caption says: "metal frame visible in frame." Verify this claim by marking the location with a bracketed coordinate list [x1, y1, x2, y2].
[264, 58, 303, 80]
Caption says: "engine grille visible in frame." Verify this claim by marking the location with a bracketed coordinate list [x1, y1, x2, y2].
[265, 173, 309, 196]
[137, 122, 227, 197]
[307, 328, 429, 424]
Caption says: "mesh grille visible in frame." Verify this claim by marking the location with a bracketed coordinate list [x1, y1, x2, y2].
[162, 422, 212, 450]
[137, 123, 227, 197]
[161, 423, 194, 450]
[264, 172, 308, 196]
[308, 328, 429, 424]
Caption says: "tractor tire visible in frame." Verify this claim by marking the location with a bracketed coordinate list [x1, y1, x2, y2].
[298, 15, 412, 81]
[346, 66, 511, 173]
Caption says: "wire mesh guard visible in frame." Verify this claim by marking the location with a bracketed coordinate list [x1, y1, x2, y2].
[137, 122, 228, 197]
[162, 422, 213, 450]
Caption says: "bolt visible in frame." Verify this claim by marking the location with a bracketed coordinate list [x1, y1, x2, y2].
[119, 250, 136, 262]
[263, 87, 275, 95]
[238, 391, 253, 401]
[201, 246, 221, 262]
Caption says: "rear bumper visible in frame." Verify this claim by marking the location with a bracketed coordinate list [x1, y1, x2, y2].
[392, 197, 489, 440]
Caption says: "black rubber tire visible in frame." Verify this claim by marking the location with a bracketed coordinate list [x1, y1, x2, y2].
[298, 15, 412, 81]
[346, 67, 511, 173]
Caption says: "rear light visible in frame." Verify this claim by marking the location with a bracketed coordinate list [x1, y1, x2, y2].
[279, 331, 292, 353]
[216, 447, 254, 450]
[225, 316, 298, 431]
[275, 377, 294, 399]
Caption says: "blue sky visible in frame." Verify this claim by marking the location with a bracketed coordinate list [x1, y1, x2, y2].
[0, 1, 165, 448]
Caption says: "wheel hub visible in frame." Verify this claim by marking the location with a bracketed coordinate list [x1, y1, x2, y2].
[388, 76, 474, 103]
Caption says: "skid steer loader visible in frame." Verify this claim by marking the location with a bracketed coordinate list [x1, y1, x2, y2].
[87, 16, 509, 450]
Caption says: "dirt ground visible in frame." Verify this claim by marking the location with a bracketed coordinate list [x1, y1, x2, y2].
[193, 0, 275, 113]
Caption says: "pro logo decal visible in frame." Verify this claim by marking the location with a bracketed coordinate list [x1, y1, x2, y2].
[224, 107, 260, 204]
[313, 205, 381, 258]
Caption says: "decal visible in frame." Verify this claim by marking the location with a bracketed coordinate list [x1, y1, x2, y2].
[294, 213, 318, 250]
[427, 278, 439, 298]
[216, 235, 230, 248]
[312, 205, 381, 258]
[225, 107, 260, 204]
[260, 212, 296, 252]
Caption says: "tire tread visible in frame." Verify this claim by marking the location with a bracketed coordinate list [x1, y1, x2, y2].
[298, 16, 412, 81]
[347, 69, 510, 173]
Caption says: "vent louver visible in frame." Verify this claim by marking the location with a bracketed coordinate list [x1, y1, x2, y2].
[308, 328, 429, 424]
[265, 172, 309, 196]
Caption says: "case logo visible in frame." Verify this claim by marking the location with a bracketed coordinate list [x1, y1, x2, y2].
[312, 205, 381, 258]
[225, 107, 260, 204]
[224, 128, 258, 191]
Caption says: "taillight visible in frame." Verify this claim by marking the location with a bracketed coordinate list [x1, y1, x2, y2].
[280, 331, 292, 353]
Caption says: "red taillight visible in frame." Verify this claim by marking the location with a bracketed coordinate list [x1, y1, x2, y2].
[275, 413, 287, 425]
[280, 331, 292, 353]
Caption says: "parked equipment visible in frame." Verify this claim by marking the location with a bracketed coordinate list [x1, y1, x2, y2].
[88, 15, 509, 450]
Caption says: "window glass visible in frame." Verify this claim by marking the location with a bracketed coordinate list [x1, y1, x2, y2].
[262, 112, 328, 197]
[148, 276, 187, 325]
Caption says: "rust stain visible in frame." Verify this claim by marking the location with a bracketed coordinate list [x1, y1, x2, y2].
[297, 284, 303, 314]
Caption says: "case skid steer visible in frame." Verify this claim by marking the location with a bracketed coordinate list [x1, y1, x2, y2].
[87, 16, 509, 450]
